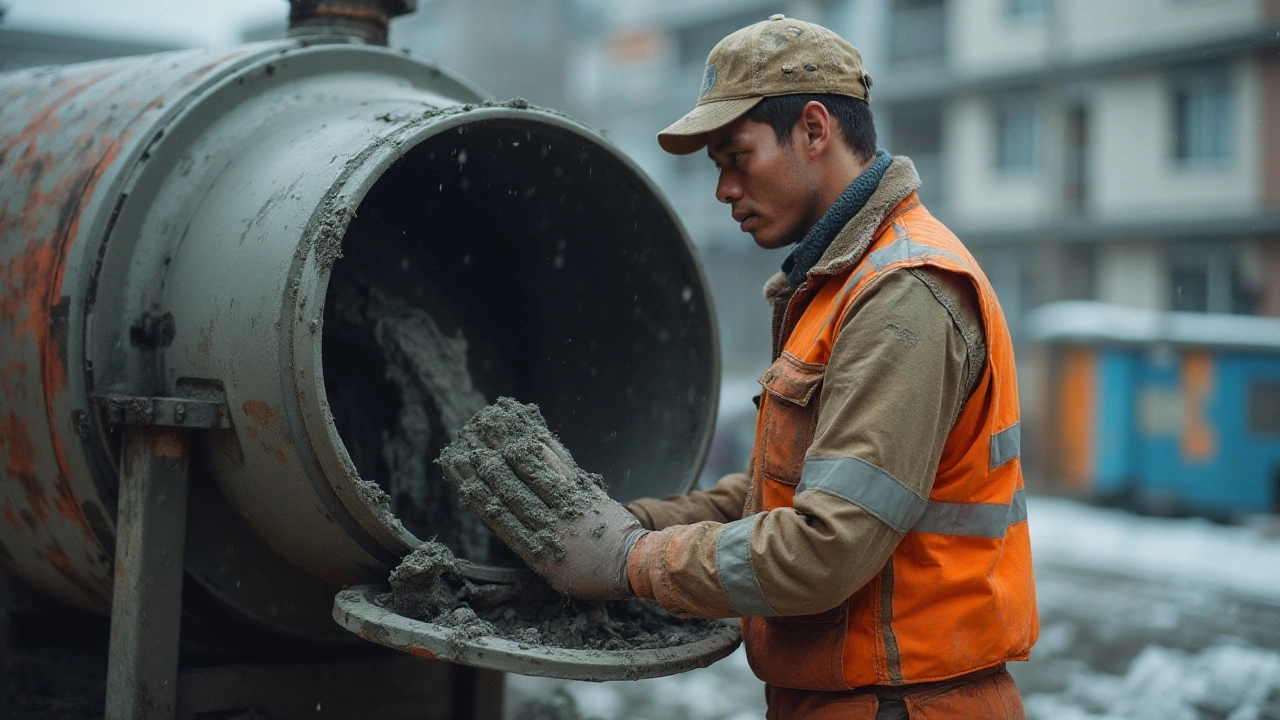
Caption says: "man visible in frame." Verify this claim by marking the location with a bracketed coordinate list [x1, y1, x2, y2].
[443, 15, 1037, 719]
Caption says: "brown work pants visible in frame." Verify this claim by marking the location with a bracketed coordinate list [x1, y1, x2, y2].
[765, 665, 1026, 720]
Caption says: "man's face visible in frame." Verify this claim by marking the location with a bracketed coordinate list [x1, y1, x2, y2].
[705, 116, 822, 250]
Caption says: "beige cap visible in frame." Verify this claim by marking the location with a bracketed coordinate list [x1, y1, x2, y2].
[657, 14, 873, 155]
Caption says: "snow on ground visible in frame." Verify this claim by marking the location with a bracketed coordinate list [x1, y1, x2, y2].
[1028, 496, 1280, 602]
[505, 497, 1280, 720]
[1022, 640, 1280, 720]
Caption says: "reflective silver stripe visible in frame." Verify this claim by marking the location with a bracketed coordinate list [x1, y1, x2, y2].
[839, 268, 867, 300]
[797, 457, 927, 534]
[715, 515, 776, 617]
[880, 559, 904, 684]
[990, 422, 1021, 469]
[869, 226, 968, 271]
[912, 488, 1028, 538]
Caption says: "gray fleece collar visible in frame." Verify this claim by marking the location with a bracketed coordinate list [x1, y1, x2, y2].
[782, 149, 892, 287]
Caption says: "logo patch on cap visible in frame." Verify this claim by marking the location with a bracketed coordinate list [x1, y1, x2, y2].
[699, 63, 718, 99]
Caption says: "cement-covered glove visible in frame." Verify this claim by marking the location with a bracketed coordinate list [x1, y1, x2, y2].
[439, 398, 648, 601]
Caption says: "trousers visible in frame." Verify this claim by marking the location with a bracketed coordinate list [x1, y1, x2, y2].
[765, 665, 1025, 720]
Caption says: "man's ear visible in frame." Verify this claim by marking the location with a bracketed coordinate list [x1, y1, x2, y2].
[799, 101, 833, 157]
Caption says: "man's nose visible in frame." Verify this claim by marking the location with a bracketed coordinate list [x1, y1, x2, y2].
[716, 172, 741, 204]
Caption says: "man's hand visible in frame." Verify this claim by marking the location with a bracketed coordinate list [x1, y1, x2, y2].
[439, 398, 648, 601]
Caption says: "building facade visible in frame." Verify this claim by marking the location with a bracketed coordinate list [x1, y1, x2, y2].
[562, 0, 1280, 376]
[878, 0, 1280, 329]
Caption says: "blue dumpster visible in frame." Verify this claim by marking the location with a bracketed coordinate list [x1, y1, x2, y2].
[1028, 301, 1280, 516]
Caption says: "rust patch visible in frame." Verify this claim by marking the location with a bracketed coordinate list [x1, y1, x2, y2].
[43, 543, 109, 607]
[1, 411, 49, 523]
[0, 65, 142, 566]
[243, 401, 275, 427]
[150, 429, 190, 460]
[2, 505, 22, 531]
[406, 645, 438, 660]
[177, 48, 254, 88]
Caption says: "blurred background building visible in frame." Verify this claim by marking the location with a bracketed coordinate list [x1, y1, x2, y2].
[556, 0, 1280, 371]
[0, 26, 175, 71]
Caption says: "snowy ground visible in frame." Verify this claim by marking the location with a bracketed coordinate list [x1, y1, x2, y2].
[505, 497, 1280, 720]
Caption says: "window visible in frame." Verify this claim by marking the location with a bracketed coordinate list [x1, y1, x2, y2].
[996, 93, 1039, 172]
[1171, 262, 1209, 312]
[1063, 102, 1088, 214]
[888, 0, 946, 66]
[1172, 63, 1233, 164]
[1007, 0, 1049, 19]
[1169, 243, 1257, 314]
[889, 100, 944, 207]
[1250, 382, 1280, 435]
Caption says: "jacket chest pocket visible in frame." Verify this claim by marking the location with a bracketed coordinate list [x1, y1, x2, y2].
[757, 352, 826, 487]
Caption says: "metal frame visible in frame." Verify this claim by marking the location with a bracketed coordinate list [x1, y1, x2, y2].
[0, 561, 10, 658]
[100, 396, 225, 720]
[96, 395, 503, 719]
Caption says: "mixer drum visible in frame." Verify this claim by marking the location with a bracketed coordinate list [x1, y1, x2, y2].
[0, 39, 719, 643]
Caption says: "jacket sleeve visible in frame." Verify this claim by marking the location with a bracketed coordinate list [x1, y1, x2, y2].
[625, 472, 748, 530]
[627, 268, 984, 618]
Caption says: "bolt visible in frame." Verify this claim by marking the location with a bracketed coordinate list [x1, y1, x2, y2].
[175, 404, 186, 424]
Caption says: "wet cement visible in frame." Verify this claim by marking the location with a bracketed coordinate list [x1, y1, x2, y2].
[386, 541, 723, 653]
[327, 281, 498, 562]
[439, 398, 609, 563]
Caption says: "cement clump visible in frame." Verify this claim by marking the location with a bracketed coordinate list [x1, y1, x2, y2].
[438, 397, 608, 563]
[386, 541, 723, 652]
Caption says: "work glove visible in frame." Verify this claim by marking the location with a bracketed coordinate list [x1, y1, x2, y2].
[439, 398, 648, 601]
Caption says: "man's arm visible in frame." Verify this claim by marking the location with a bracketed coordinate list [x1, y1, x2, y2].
[626, 472, 749, 530]
[628, 268, 985, 618]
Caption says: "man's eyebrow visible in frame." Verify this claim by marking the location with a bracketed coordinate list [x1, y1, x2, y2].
[709, 136, 738, 157]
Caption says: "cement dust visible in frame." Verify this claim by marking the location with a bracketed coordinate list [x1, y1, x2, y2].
[327, 280, 500, 562]
[385, 540, 723, 653]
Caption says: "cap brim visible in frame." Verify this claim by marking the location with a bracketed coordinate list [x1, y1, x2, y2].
[657, 97, 763, 155]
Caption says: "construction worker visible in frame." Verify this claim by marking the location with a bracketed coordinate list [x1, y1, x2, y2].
[444, 15, 1037, 719]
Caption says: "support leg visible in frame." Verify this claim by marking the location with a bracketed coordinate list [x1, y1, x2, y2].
[470, 668, 505, 720]
[0, 562, 10, 657]
[105, 427, 191, 720]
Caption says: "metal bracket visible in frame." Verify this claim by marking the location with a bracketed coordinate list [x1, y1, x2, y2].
[94, 394, 231, 429]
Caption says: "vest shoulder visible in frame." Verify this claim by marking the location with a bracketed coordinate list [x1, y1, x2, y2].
[893, 201, 964, 247]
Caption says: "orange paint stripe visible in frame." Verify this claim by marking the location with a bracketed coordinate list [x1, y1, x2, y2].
[1181, 351, 1217, 462]
[1058, 347, 1095, 487]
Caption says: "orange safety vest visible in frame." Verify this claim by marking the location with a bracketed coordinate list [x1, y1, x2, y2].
[741, 191, 1038, 690]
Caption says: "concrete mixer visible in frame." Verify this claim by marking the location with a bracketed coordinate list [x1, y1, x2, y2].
[0, 1, 723, 716]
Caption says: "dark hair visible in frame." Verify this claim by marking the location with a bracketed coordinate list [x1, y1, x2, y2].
[745, 93, 877, 161]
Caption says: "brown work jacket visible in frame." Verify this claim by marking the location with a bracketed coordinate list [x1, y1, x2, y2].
[626, 156, 1037, 690]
